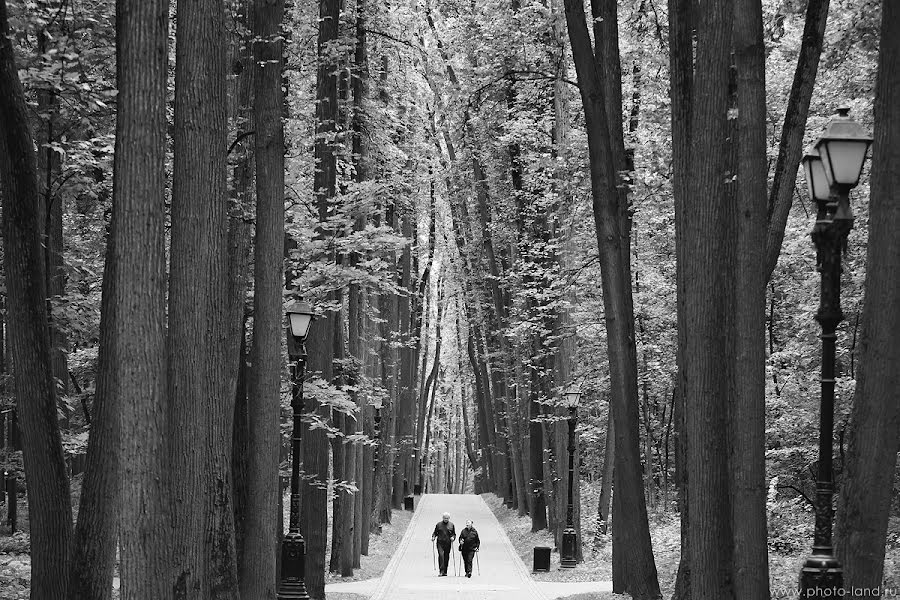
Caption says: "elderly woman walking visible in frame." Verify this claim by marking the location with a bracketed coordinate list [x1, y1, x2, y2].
[458, 520, 480, 578]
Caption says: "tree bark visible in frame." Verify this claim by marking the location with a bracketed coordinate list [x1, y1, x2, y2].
[564, 1, 660, 597]
[304, 1, 341, 595]
[0, 3, 73, 597]
[68, 164, 117, 599]
[683, 0, 735, 598]
[395, 210, 416, 506]
[229, 0, 255, 576]
[834, 3, 900, 591]
[168, 0, 238, 595]
[241, 0, 286, 594]
[103, 0, 171, 597]
[351, 0, 370, 563]
[763, 0, 830, 280]
[34, 5, 69, 401]
[730, 1, 771, 598]
[667, 0, 693, 595]
[595, 410, 614, 542]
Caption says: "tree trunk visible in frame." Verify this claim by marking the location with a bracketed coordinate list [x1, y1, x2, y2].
[375, 198, 399, 523]
[528, 348, 548, 531]
[101, 0, 171, 597]
[667, 0, 693, 595]
[304, 1, 341, 595]
[229, 0, 255, 576]
[564, 1, 660, 597]
[34, 6, 69, 402]
[595, 410, 613, 544]
[1, 2, 73, 596]
[730, 1, 770, 598]
[169, 0, 238, 595]
[351, 0, 370, 562]
[835, 3, 900, 591]
[68, 155, 118, 599]
[683, 0, 735, 598]
[241, 0, 286, 594]
[763, 0, 830, 280]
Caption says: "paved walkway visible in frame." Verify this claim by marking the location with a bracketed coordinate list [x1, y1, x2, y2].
[327, 493, 614, 599]
[367, 494, 548, 600]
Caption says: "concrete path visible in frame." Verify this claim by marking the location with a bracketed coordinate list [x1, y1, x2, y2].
[326, 493, 615, 599]
[367, 493, 548, 600]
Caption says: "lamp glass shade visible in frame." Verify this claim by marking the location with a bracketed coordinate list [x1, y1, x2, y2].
[289, 313, 313, 339]
[817, 139, 871, 187]
[802, 151, 830, 202]
[286, 301, 315, 339]
[813, 107, 873, 188]
[563, 390, 581, 407]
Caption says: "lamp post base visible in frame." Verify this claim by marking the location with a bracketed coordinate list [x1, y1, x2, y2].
[277, 532, 310, 600]
[276, 580, 311, 600]
[799, 552, 842, 599]
[560, 528, 577, 569]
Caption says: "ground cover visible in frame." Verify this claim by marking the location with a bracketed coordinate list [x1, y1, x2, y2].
[485, 486, 900, 600]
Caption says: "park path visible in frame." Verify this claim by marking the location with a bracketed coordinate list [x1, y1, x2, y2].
[368, 493, 548, 600]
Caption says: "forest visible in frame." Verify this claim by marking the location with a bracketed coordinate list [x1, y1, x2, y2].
[0, 0, 897, 599]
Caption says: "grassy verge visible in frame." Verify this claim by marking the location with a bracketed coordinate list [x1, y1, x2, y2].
[485, 486, 900, 600]
[324, 508, 413, 600]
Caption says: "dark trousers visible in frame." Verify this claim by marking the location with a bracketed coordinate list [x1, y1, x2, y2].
[461, 550, 475, 575]
[437, 542, 451, 575]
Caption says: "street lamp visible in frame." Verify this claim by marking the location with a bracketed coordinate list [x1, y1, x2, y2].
[560, 386, 581, 569]
[278, 301, 315, 600]
[799, 107, 872, 600]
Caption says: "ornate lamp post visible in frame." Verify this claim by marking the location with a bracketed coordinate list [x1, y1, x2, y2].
[560, 386, 581, 569]
[798, 107, 872, 600]
[278, 301, 315, 600]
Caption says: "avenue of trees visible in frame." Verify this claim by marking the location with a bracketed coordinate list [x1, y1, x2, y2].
[0, 0, 897, 599]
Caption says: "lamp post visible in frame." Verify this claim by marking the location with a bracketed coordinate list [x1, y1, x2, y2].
[278, 301, 315, 600]
[560, 387, 581, 569]
[798, 107, 872, 600]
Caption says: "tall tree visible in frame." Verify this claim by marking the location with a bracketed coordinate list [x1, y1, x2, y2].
[835, 1, 900, 591]
[682, 0, 735, 599]
[0, 2, 73, 598]
[229, 0, 255, 574]
[241, 0, 286, 595]
[351, 0, 374, 560]
[33, 0, 68, 403]
[730, 0, 771, 599]
[667, 0, 693, 595]
[304, 0, 341, 596]
[563, 0, 661, 596]
[110, 0, 170, 597]
[763, 0, 830, 280]
[168, 0, 238, 595]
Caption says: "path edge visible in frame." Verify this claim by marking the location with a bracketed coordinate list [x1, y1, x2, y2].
[487, 498, 550, 600]
[369, 498, 427, 600]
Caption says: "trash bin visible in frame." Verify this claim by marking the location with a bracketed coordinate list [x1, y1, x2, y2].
[533, 546, 551, 572]
[403, 495, 415, 511]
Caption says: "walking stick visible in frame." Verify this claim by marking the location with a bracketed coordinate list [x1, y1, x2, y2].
[432, 541, 437, 572]
[476, 550, 480, 576]
[451, 545, 457, 576]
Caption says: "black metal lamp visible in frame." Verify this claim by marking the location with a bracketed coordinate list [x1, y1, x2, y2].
[801, 149, 831, 204]
[287, 301, 314, 341]
[278, 301, 315, 600]
[798, 108, 871, 600]
[560, 386, 581, 569]
[814, 106, 873, 194]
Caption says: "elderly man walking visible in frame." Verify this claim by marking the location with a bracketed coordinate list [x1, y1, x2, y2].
[431, 512, 456, 576]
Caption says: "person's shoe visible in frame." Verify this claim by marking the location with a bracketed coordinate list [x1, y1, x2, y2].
[466, 573, 471, 578]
